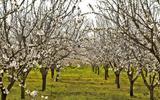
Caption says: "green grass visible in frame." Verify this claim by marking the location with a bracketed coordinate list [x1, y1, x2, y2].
[3, 67, 160, 100]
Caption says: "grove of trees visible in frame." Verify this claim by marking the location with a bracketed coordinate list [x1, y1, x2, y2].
[0, 0, 160, 100]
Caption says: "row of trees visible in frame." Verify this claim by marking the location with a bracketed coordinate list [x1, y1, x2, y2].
[0, 0, 160, 100]
[0, 0, 92, 99]
[84, 0, 160, 100]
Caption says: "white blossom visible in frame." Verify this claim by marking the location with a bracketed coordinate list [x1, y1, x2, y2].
[23, 68, 28, 73]
[3, 87, 9, 94]
[25, 89, 30, 94]
[56, 64, 60, 68]
[37, 30, 45, 35]
[15, 66, 19, 69]
[3, 44, 8, 49]
[8, 75, 12, 78]
[2, 54, 9, 61]
[39, 65, 42, 68]
[149, 24, 154, 29]
[77, 64, 81, 68]
[37, 54, 41, 59]
[0, 81, 2, 84]
[10, 61, 17, 67]
[45, 96, 48, 99]
[66, 64, 69, 66]
[28, 44, 35, 47]
[41, 95, 48, 99]
[19, 83, 22, 87]
[13, 77, 18, 81]
[5, 89, 9, 94]
[0, 70, 4, 74]
[30, 90, 38, 97]
[114, 68, 119, 72]
[158, 80, 160, 85]
[55, 48, 59, 51]
[33, 60, 37, 65]
[41, 95, 44, 98]
[10, 45, 14, 49]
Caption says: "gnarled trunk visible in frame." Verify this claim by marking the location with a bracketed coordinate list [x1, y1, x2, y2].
[0, 78, 15, 100]
[130, 81, 134, 96]
[56, 67, 60, 82]
[145, 69, 148, 77]
[1, 84, 7, 100]
[97, 67, 100, 75]
[104, 69, 108, 80]
[149, 86, 154, 100]
[40, 67, 48, 91]
[21, 80, 25, 99]
[94, 66, 97, 74]
[50, 64, 55, 79]
[141, 70, 156, 100]
[104, 65, 109, 80]
[1, 93, 7, 100]
[115, 74, 120, 88]
[42, 75, 47, 91]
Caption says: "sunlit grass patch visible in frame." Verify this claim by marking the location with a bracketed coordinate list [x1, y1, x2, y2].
[3, 66, 160, 100]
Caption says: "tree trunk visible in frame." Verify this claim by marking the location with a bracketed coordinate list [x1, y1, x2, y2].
[51, 69, 54, 79]
[1, 93, 7, 100]
[51, 65, 55, 79]
[145, 70, 148, 77]
[21, 80, 25, 99]
[1, 86, 7, 100]
[115, 74, 120, 88]
[106, 68, 109, 77]
[104, 70, 107, 80]
[20, 69, 31, 99]
[42, 75, 47, 91]
[149, 87, 154, 100]
[56, 68, 60, 82]
[94, 66, 97, 74]
[7, 68, 14, 82]
[130, 81, 134, 97]
[40, 67, 48, 91]
[104, 67, 109, 80]
[1, 77, 9, 100]
[104, 69, 108, 80]
[97, 67, 100, 75]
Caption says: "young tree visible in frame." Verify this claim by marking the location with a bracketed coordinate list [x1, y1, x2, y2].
[0, 0, 40, 99]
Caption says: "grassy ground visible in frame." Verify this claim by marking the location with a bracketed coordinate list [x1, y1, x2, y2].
[3, 66, 160, 100]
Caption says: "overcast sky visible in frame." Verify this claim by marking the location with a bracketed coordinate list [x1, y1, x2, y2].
[78, 0, 97, 25]
[79, 0, 97, 13]
[79, 0, 97, 36]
